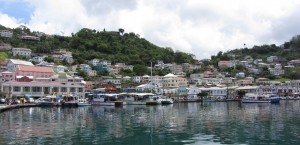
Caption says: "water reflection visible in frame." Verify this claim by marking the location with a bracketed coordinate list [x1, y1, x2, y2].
[0, 101, 300, 145]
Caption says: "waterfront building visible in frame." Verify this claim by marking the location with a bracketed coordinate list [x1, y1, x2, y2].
[199, 87, 228, 100]
[15, 65, 55, 80]
[235, 86, 259, 94]
[1, 72, 85, 98]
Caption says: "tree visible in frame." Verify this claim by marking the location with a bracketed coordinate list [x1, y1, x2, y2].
[197, 91, 208, 101]
[133, 64, 148, 76]
[118, 28, 125, 35]
[237, 90, 246, 99]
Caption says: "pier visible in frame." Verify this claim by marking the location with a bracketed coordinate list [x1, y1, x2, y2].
[0, 104, 39, 112]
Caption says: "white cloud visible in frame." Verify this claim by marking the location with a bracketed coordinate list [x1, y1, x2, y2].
[2, 0, 300, 59]
[0, 13, 22, 28]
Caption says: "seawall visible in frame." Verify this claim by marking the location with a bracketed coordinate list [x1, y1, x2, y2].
[0, 104, 39, 113]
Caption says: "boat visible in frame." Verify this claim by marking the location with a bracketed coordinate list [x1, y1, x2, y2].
[122, 93, 162, 105]
[61, 94, 78, 107]
[157, 95, 173, 104]
[242, 93, 281, 103]
[180, 94, 202, 102]
[242, 93, 270, 103]
[90, 93, 125, 106]
[77, 98, 91, 106]
[38, 95, 61, 107]
[269, 94, 281, 103]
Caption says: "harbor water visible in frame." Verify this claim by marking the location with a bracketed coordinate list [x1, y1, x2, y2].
[1, 101, 300, 145]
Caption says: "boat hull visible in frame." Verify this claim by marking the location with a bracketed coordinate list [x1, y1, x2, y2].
[126, 101, 146, 105]
[78, 103, 91, 106]
[242, 99, 269, 103]
[91, 101, 125, 106]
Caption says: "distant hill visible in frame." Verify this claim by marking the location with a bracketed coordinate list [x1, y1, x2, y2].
[211, 35, 300, 63]
[0, 25, 195, 65]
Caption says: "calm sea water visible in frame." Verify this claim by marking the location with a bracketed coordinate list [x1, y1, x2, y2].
[1, 101, 300, 145]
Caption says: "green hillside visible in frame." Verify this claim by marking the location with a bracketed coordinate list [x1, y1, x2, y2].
[0, 25, 195, 65]
[211, 35, 300, 63]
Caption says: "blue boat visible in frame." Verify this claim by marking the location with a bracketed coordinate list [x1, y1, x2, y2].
[269, 94, 281, 103]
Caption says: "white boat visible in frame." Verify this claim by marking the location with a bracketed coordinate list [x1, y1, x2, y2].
[242, 93, 281, 103]
[242, 93, 270, 103]
[122, 93, 161, 105]
[157, 95, 173, 104]
[78, 98, 91, 106]
[61, 94, 78, 107]
[90, 93, 125, 106]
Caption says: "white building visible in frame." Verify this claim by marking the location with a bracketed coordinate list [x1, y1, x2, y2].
[52, 49, 73, 64]
[6, 59, 34, 72]
[31, 56, 45, 63]
[0, 30, 13, 38]
[267, 56, 279, 63]
[88, 59, 100, 66]
[12, 48, 32, 57]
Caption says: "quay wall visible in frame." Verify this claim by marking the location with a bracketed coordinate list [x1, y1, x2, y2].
[0, 104, 39, 113]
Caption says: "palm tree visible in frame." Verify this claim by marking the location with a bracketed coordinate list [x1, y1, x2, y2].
[237, 90, 246, 99]
[118, 28, 125, 35]
[197, 91, 208, 102]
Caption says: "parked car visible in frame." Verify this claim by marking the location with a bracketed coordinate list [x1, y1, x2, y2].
[0, 98, 5, 104]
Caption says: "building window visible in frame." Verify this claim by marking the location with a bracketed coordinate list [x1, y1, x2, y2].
[24, 87, 30, 92]
[61, 87, 67, 92]
[53, 87, 59, 93]
[13, 87, 21, 92]
[78, 88, 83, 92]
[70, 87, 76, 92]
[32, 87, 42, 92]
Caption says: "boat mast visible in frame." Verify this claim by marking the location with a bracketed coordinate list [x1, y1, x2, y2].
[150, 61, 153, 94]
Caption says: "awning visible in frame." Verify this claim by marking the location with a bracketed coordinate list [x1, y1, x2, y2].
[24, 94, 32, 98]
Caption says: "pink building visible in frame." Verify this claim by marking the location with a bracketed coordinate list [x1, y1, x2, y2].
[15, 65, 55, 79]
[0, 71, 15, 83]
[218, 61, 234, 69]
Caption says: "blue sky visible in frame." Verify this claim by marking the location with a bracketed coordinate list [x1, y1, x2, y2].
[1, 0, 300, 59]
[0, 0, 31, 23]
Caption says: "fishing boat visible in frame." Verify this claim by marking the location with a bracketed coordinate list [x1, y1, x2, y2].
[122, 93, 162, 105]
[61, 94, 78, 107]
[269, 94, 281, 103]
[242, 93, 269, 103]
[39, 95, 61, 107]
[77, 98, 91, 106]
[90, 93, 125, 106]
[157, 95, 173, 104]
[242, 93, 281, 103]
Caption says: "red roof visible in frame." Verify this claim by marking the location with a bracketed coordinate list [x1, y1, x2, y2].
[0, 60, 7, 65]
[18, 65, 54, 73]
[85, 81, 94, 85]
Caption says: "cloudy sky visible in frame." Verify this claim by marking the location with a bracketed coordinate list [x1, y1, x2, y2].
[1, 0, 300, 59]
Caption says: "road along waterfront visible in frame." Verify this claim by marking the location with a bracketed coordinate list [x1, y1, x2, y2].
[0, 101, 300, 145]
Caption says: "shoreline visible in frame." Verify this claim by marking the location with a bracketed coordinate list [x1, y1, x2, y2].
[0, 104, 40, 113]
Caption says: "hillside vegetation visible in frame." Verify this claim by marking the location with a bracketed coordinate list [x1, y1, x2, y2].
[0, 25, 195, 65]
[212, 35, 300, 62]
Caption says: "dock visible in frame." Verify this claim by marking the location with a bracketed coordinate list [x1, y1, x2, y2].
[0, 104, 39, 113]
